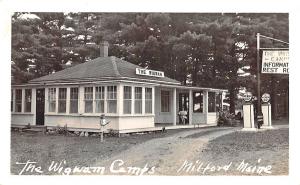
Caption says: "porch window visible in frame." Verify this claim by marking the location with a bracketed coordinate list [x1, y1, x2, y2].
[70, 87, 78, 113]
[216, 93, 222, 112]
[208, 92, 216, 112]
[48, 88, 56, 112]
[107, 86, 117, 113]
[123, 86, 132, 114]
[58, 88, 67, 113]
[193, 91, 203, 113]
[84, 87, 93, 113]
[15, 89, 22, 112]
[25, 89, 32, 112]
[145, 88, 152, 114]
[161, 90, 170, 112]
[134, 87, 142, 114]
[95, 86, 105, 113]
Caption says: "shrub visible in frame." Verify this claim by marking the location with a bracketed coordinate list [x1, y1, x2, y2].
[53, 124, 68, 135]
[217, 111, 236, 127]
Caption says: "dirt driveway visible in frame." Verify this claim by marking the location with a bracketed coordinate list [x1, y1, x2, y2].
[95, 127, 239, 175]
[94, 126, 288, 176]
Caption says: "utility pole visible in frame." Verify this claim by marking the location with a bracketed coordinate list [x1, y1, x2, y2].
[256, 33, 263, 127]
[256, 33, 289, 128]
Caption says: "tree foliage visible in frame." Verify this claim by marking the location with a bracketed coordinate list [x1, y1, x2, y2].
[11, 12, 289, 116]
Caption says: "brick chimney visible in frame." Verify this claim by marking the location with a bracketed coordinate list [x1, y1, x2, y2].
[100, 41, 109, 57]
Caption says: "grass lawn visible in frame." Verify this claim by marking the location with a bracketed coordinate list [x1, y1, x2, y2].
[11, 127, 289, 176]
[10, 129, 181, 175]
[198, 128, 289, 175]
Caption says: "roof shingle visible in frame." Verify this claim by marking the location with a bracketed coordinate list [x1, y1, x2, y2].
[29, 56, 180, 85]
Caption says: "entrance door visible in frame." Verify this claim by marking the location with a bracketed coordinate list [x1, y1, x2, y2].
[36, 88, 45, 125]
[179, 93, 189, 124]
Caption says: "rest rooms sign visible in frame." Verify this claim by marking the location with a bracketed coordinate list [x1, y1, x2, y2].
[136, 68, 164, 78]
[262, 50, 289, 74]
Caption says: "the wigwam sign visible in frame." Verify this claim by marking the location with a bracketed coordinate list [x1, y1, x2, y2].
[136, 68, 165, 78]
[262, 50, 289, 74]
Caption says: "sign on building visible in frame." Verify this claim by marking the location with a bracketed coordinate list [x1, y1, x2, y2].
[262, 50, 289, 74]
[136, 68, 165, 78]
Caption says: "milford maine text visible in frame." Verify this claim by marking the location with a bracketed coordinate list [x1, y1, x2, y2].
[177, 158, 272, 175]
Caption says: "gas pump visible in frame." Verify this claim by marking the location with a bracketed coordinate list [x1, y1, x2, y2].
[242, 92, 256, 131]
[261, 93, 273, 129]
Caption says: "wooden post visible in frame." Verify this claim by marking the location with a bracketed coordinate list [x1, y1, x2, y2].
[173, 88, 177, 126]
[189, 89, 193, 125]
[256, 33, 263, 128]
[100, 126, 104, 142]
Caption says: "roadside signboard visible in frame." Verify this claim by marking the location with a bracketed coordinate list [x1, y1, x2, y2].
[262, 50, 289, 74]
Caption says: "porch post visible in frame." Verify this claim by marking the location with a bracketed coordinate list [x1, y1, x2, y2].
[104, 86, 108, 114]
[173, 88, 177, 126]
[92, 85, 96, 113]
[152, 87, 155, 114]
[55, 87, 59, 114]
[45, 88, 48, 114]
[21, 88, 25, 113]
[189, 89, 193, 125]
[204, 90, 209, 124]
[32, 88, 36, 125]
[117, 84, 123, 115]
[142, 86, 145, 115]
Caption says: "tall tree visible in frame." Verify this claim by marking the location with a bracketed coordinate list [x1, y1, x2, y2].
[11, 12, 288, 118]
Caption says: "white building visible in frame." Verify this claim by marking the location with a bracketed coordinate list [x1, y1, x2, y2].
[11, 42, 227, 133]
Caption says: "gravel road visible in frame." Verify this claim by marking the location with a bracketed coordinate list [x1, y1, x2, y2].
[94, 127, 239, 175]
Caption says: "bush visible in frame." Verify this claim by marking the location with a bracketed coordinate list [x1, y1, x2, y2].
[217, 111, 236, 127]
[51, 124, 69, 135]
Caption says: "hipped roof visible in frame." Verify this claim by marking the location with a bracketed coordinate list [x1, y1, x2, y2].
[29, 56, 180, 85]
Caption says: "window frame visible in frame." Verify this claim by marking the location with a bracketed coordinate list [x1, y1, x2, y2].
[216, 92, 223, 112]
[208, 92, 216, 113]
[48, 88, 56, 113]
[24, 89, 32, 113]
[69, 87, 79, 114]
[84, 87, 94, 113]
[145, 87, 153, 114]
[161, 90, 170, 113]
[123, 86, 132, 114]
[193, 91, 203, 113]
[95, 86, 105, 113]
[107, 86, 117, 113]
[15, 89, 22, 113]
[134, 87, 142, 114]
[58, 88, 67, 113]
